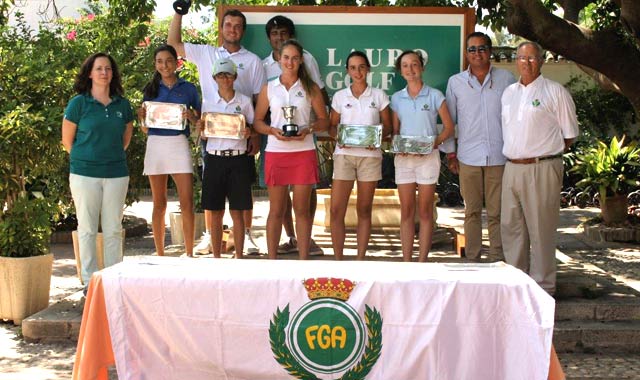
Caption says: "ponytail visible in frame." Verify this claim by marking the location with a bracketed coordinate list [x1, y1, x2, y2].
[143, 71, 162, 100]
[280, 39, 316, 98]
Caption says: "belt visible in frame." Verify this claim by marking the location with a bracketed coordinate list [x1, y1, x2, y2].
[507, 154, 563, 164]
[209, 150, 245, 157]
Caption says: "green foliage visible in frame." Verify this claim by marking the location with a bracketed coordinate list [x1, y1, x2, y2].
[565, 77, 637, 143]
[570, 136, 640, 203]
[583, 0, 621, 31]
[0, 3, 163, 255]
[0, 196, 54, 257]
[0, 16, 70, 254]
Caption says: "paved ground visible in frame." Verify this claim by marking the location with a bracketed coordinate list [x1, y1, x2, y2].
[1, 196, 639, 379]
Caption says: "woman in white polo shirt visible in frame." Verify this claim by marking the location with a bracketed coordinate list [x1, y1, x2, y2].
[391, 50, 454, 262]
[253, 39, 329, 260]
[328, 51, 392, 260]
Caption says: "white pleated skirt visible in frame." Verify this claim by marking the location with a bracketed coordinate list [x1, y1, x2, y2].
[143, 134, 193, 175]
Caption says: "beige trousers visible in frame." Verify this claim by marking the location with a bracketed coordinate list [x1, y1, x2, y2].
[500, 158, 563, 294]
[458, 163, 505, 261]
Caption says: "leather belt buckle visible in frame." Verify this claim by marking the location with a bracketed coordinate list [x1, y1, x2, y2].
[508, 154, 562, 164]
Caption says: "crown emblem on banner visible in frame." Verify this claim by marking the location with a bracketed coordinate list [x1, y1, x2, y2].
[303, 277, 355, 301]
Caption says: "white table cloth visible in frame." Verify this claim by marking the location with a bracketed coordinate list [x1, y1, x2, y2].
[101, 258, 555, 380]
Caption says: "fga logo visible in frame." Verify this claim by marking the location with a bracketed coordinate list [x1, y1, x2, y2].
[269, 278, 382, 380]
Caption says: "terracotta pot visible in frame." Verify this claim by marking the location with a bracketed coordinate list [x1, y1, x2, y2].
[0, 254, 53, 325]
[601, 194, 628, 224]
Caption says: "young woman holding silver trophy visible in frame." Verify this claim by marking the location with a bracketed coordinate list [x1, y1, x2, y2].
[328, 51, 392, 261]
[138, 44, 201, 257]
[253, 39, 329, 260]
[391, 50, 455, 262]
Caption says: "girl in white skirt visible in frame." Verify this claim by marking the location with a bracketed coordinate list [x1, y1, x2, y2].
[138, 44, 201, 257]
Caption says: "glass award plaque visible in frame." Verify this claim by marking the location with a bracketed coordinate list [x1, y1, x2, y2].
[202, 112, 246, 139]
[391, 135, 436, 155]
[337, 124, 383, 148]
[143, 101, 187, 130]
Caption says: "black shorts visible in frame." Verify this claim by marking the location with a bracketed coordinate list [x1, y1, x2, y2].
[245, 154, 257, 184]
[201, 154, 253, 211]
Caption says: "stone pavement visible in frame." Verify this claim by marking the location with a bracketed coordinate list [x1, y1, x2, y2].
[1, 196, 639, 379]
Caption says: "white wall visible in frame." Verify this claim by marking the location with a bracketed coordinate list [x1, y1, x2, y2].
[8, 0, 103, 29]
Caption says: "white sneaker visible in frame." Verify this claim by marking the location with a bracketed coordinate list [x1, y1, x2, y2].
[245, 231, 260, 255]
[195, 231, 211, 253]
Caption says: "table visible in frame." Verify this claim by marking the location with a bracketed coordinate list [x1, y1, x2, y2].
[72, 258, 565, 380]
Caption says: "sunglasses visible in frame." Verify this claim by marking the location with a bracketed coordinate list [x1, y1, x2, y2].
[466, 45, 489, 54]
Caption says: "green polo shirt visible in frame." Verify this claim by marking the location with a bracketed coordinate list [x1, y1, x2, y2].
[64, 94, 134, 178]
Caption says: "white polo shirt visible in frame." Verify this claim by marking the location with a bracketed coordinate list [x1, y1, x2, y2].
[203, 91, 254, 152]
[331, 85, 390, 158]
[266, 78, 315, 153]
[185, 43, 266, 106]
[501, 75, 578, 159]
[263, 50, 325, 88]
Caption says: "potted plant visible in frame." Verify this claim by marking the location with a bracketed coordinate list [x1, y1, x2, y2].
[571, 136, 640, 224]
[0, 17, 74, 324]
[0, 106, 58, 325]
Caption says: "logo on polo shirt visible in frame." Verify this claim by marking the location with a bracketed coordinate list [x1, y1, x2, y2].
[235, 105, 242, 113]
[296, 91, 304, 98]
[116, 111, 123, 118]
[238, 63, 245, 70]
[269, 277, 382, 379]
[345, 103, 353, 109]
[369, 101, 376, 109]
[421, 104, 430, 111]
[532, 99, 541, 107]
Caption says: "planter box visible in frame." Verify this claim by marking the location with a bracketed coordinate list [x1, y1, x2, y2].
[0, 254, 53, 325]
[169, 212, 206, 245]
[315, 189, 438, 230]
[72, 230, 126, 285]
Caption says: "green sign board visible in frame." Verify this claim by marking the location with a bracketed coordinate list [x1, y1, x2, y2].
[222, 6, 475, 98]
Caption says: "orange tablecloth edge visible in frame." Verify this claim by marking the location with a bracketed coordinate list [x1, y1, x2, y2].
[72, 274, 114, 380]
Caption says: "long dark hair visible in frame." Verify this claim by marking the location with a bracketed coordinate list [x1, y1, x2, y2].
[143, 44, 178, 100]
[73, 52, 123, 97]
[279, 39, 314, 97]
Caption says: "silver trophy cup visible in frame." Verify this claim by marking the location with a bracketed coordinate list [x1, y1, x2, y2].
[281, 106, 299, 137]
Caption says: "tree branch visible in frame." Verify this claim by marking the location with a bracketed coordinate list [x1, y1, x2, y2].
[620, 0, 640, 40]
[505, 0, 640, 112]
[557, 0, 590, 23]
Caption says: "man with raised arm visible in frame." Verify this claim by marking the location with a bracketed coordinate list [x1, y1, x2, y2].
[169, 8, 266, 255]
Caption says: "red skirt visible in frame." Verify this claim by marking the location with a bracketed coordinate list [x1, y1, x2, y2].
[264, 150, 319, 186]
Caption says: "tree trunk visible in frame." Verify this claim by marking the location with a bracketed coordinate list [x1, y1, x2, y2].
[505, 0, 640, 114]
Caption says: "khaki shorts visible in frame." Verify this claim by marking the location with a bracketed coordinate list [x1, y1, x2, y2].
[394, 151, 441, 185]
[332, 154, 382, 182]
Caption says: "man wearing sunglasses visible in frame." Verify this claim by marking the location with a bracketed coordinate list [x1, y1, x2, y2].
[443, 32, 516, 263]
[500, 41, 578, 295]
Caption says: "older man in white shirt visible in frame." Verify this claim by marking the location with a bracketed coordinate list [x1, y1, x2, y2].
[500, 41, 579, 295]
[445, 32, 516, 262]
